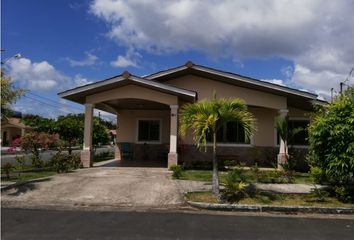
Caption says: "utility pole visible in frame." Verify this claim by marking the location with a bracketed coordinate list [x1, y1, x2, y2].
[330, 88, 334, 103]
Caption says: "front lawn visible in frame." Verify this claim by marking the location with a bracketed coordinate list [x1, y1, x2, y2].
[1, 168, 57, 183]
[185, 191, 354, 208]
[179, 169, 312, 184]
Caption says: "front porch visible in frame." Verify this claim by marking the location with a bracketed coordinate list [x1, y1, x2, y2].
[58, 72, 196, 168]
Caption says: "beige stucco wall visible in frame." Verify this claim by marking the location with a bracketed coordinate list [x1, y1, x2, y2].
[117, 109, 170, 143]
[86, 84, 178, 106]
[166, 75, 287, 109]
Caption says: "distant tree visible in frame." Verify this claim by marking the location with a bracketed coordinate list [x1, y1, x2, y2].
[56, 114, 84, 155]
[22, 114, 56, 133]
[21, 113, 111, 154]
[1, 69, 25, 119]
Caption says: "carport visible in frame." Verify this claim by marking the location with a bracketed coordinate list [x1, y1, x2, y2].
[58, 71, 196, 168]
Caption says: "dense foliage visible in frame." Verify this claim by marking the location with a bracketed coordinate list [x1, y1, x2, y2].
[13, 132, 59, 167]
[50, 152, 81, 173]
[1, 69, 25, 119]
[22, 113, 111, 153]
[308, 87, 354, 202]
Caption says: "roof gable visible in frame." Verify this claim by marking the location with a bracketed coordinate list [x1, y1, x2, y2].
[58, 71, 196, 104]
[145, 61, 319, 101]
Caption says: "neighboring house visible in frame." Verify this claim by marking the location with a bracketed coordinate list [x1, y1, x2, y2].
[1, 115, 32, 146]
[59, 61, 325, 168]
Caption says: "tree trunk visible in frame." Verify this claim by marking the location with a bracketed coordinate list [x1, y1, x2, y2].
[284, 140, 288, 162]
[68, 143, 72, 155]
[212, 131, 219, 196]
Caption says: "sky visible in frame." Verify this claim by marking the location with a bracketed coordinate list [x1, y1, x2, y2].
[2, 0, 354, 122]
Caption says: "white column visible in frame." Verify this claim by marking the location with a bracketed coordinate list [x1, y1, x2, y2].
[81, 103, 94, 167]
[168, 105, 179, 168]
[277, 109, 288, 170]
[114, 112, 121, 160]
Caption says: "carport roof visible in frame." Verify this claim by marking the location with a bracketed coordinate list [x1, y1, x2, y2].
[58, 71, 197, 104]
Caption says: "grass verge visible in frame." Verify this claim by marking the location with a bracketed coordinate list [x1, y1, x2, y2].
[185, 191, 354, 208]
[1, 169, 57, 183]
[179, 169, 312, 184]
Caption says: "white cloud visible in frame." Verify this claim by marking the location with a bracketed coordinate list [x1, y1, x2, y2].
[111, 55, 137, 68]
[262, 79, 285, 86]
[66, 52, 98, 67]
[111, 48, 140, 68]
[8, 58, 70, 91]
[8, 57, 93, 91]
[73, 74, 93, 87]
[90, 0, 354, 98]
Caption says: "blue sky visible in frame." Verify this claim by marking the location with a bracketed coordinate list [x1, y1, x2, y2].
[3, 0, 354, 121]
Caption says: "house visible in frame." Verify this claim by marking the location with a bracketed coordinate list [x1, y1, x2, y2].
[59, 61, 324, 169]
[1, 113, 32, 146]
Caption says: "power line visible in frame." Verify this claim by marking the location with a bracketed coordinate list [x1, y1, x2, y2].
[22, 95, 75, 114]
[27, 92, 83, 111]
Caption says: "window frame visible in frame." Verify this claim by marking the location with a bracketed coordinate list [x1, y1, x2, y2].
[136, 118, 162, 144]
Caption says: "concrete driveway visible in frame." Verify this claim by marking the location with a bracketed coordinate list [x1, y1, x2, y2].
[1, 160, 210, 209]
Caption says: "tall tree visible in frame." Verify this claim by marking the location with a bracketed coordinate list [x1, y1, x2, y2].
[179, 94, 255, 195]
[1, 69, 25, 119]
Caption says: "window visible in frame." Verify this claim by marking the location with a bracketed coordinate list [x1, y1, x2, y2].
[137, 120, 160, 142]
[276, 119, 309, 146]
[208, 121, 250, 144]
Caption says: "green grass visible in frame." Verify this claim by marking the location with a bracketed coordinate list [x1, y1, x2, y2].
[179, 169, 312, 184]
[1, 168, 57, 183]
[185, 191, 354, 208]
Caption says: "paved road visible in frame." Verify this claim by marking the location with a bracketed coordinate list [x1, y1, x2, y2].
[2, 208, 353, 240]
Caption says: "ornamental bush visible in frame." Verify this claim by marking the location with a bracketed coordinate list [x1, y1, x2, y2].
[50, 152, 81, 173]
[308, 87, 354, 201]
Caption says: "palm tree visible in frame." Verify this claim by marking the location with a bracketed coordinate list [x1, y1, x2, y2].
[275, 116, 303, 169]
[179, 94, 255, 196]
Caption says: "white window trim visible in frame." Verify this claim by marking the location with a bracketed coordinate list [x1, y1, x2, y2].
[136, 118, 162, 144]
[274, 117, 310, 148]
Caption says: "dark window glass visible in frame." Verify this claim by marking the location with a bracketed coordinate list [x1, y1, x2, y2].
[138, 120, 160, 142]
[207, 121, 249, 144]
[276, 120, 309, 145]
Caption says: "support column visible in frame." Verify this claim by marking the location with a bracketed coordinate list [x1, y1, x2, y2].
[81, 103, 94, 168]
[114, 113, 121, 160]
[168, 105, 178, 168]
[277, 109, 289, 170]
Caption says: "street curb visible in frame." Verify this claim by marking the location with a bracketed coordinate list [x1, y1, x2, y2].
[186, 201, 354, 214]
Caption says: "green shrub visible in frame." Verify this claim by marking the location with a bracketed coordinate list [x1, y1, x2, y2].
[50, 152, 81, 173]
[309, 187, 329, 202]
[169, 164, 183, 179]
[334, 186, 354, 203]
[309, 166, 326, 184]
[221, 169, 248, 203]
[257, 171, 283, 183]
[2, 163, 14, 179]
[308, 88, 354, 201]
